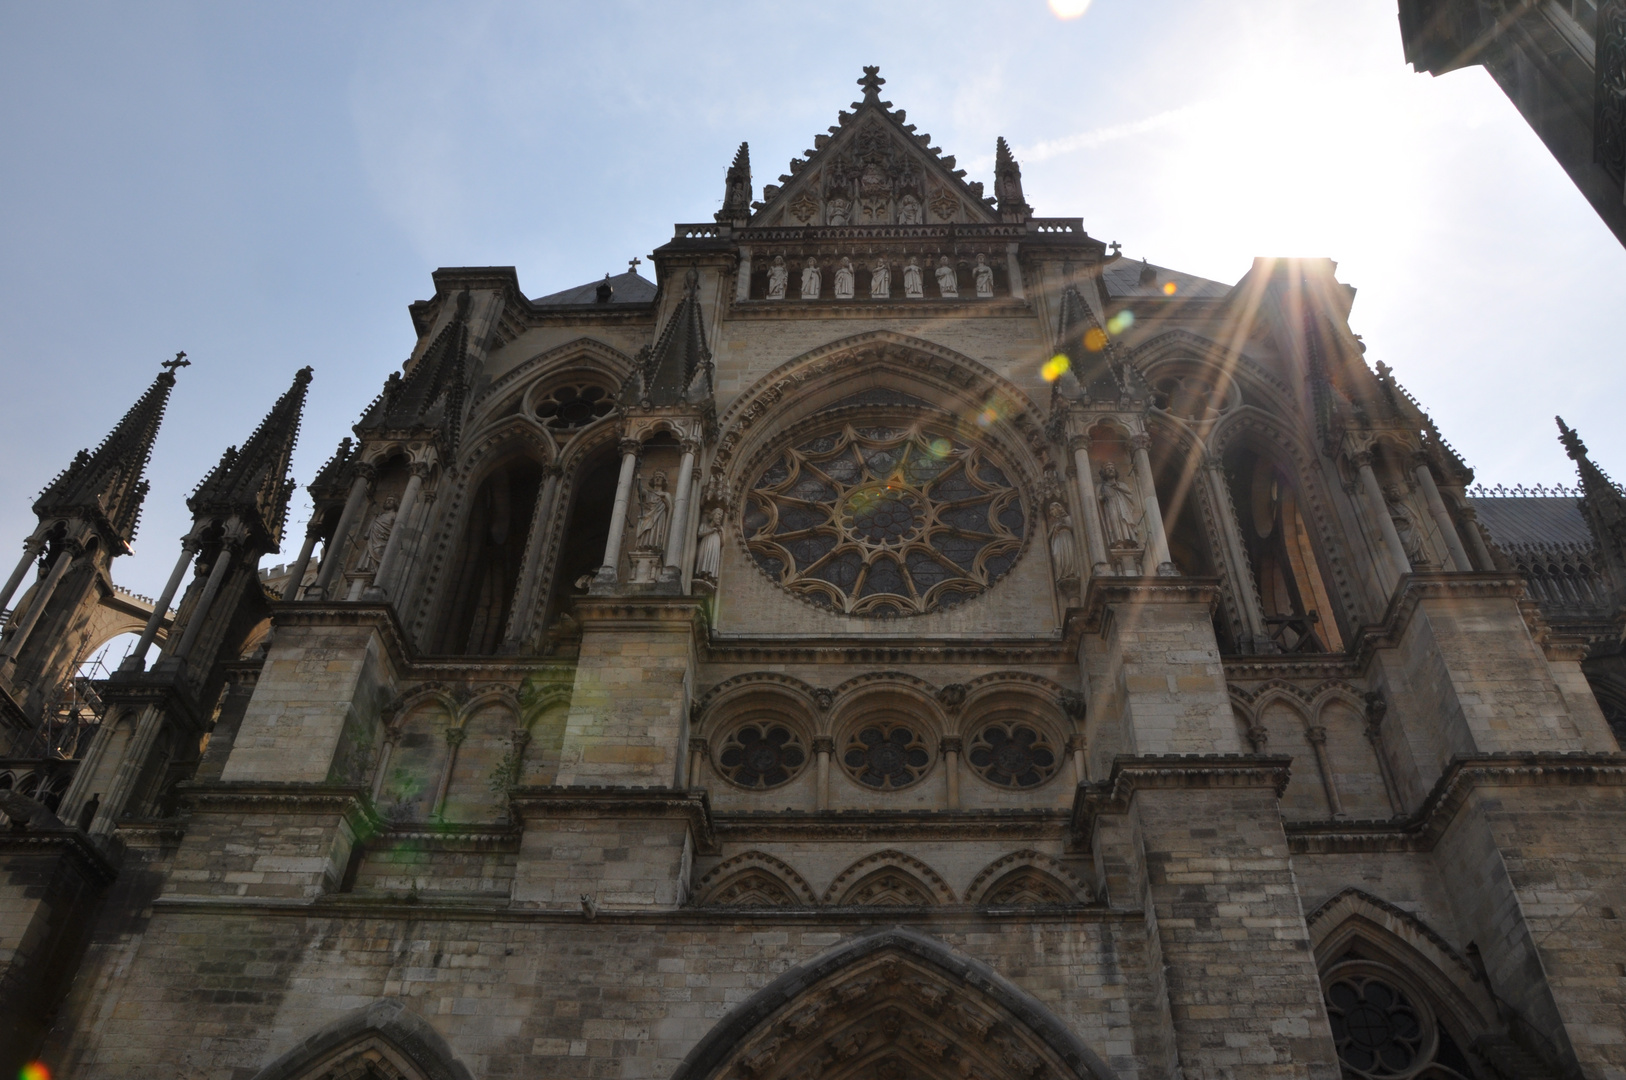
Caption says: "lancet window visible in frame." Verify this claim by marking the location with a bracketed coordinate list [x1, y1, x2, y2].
[541, 448, 620, 637]
[433, 456, 544, 655]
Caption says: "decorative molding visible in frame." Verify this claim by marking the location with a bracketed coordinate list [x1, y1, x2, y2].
[693, 850, 818, 907]
[1070, 753, 1294, 839]
[823, 848, 956, 905]
[964, 848, 1091, 906]
[508, 785, 718, 854]
[714, 808, 1067, 843]
[1070, 577, 1222, 636]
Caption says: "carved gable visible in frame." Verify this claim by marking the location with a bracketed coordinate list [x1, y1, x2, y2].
[752, 68, 999, 228]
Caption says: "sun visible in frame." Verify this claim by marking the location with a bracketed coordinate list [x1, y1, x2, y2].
[1047, 0, 1092, 19]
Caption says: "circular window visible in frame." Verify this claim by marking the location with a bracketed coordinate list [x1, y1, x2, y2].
[1324, 968, 1438, 1079]
[536, 384, 614, 430]
[743, 422, 1026, 616]
[842, 721, 932, 790]
[967, 720, 1060, 787]
[715, 722, 807, 789]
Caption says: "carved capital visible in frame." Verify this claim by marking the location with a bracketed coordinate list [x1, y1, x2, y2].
[354, 462, 380, 482]
[618, 438, 642, 458]
[541, 462, 565, 479]
[1067, 434, 1091, 455]
[687, 736, 709, 756]
[1349, 449, 1374, 471]
[409, 461, 433, 480]
[1065, 733, 1087, 754]
[444, 726, 467, 748]
[939, 736, 964, 755]
[680, 439, 701, 456]
[509, 727, 532, 749]
[1305, 726, 1328, 746]
[812, 736, 836, 755]
[1246, 725, 1270, 752]
[1058, 689, 1087, 721]
[1129, 432, 1152, 452]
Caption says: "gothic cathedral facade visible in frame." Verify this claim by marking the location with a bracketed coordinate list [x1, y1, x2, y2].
[3, 68, 1625, 1080]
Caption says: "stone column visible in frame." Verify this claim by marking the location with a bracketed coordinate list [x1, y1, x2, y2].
[1069, 437, 1110, 575]
[120, 535, 199, 672]
[1067, 733, 1087, 785]
[1412, 455, 1472, 572]
[735, 245, 753, 302]
[1200, 457, 1269, 648]
[281, 523, 321, 600]
[596, 439, 641, 582]
[172, 527, 241, 661]
[663, 439, 699, 573]
[1353, 450, 1411, 584]
[0, 542, 76, 665]
[88, 703, 166, 835]
[0, 536, 44, 616]
[314, 465, 375, 598]
[1130, 433, 1176, 575]
[501, 463, 563, 650]
[686, 736, 709, 791]
[813, 736, 834, 811]
[369, 736, 396, 802]
[1459, 503, 1496, 570]
[1363, 693, 1401, 815]
[369, 462, 428, 596]
[941, 736, 962, 809]
[1304, 726, 1345, 818]
[431, 726, 466, 820]
[1004, 242, 1024, 300]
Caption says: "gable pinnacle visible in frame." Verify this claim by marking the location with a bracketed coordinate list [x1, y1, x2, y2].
[717, 141, 753, 223]
[190, 366, 314, 548]
[859, 66, 885, 104]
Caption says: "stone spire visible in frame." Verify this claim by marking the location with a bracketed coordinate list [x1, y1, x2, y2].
[188, 366, 313, 552]
[994, 136, 1031, 221]
[716, 142, 752, 224]
[359, 290, 470, 453]
[636, 266, 712, 407]
[1557, 416, 1626, 576]
[1055, 285, 1130, 402]
[34, 354, 185, 552]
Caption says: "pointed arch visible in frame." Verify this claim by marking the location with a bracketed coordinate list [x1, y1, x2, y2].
[469, 336, 639, 419]
[966, 850, 1091, 906]
[824, 850, 955, 905]
[694, 851, 818, 907]
[666, 927, 1119, 1080]
[249, 999, 472, 1080]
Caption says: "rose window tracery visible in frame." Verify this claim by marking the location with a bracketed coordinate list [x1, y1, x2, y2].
[1320, 962, 1473, 1080]
[743, 422, 1026, 616]
[966, 720, 1059, 787]
[715, 722, 808, 789]
[535, 383, 614, 430]
[842, 721, 932, 789]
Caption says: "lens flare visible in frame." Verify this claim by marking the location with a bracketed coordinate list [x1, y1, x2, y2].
[1083, 328, 1107, 352]
[21, 1064, 52, 1080]
[1162, 281, 1178, 295]
[1106, 310, 1135, 335]
[928, 438, 952, 459]
[1047, 0, 1091, 18]
[1041, 355, 1070, 382]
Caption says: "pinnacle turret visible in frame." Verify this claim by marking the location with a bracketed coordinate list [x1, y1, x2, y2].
[636, 266, 712, 407]
[189, 366, 313, 551]
[994, 136, 1031, 221]
[358, 289, 470, 453]
[33, 357, 184, 551]
[716, 142, 753, 223]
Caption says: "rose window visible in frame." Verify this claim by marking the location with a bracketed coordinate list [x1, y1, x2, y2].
[1325, 973, 1432, 1078]
[535, 383, 614, 430]
[967, 721, 1059, 787]
[842, 722, 932, 789]
[715, 722, 807, 789]
[743, 422, 1026, 616]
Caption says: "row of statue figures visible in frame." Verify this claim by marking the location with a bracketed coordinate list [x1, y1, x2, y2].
[1046, 462, 1148, 585]
[765, 253, 997, 300]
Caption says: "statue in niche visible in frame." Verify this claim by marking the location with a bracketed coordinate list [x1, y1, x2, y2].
[695, 506, 725, 582]
[898, 194, 923, 225]
[973, 253, 995, 298]
[826, 197, 852, 226]
[1047, 501, 1079, 584]
[834, 257, 856, 299]
[766, 255, 789, 300]
[801, 257, 822, 300]
[870, 256, 891, 299]
[903, 256, 924, 299]
[935, 256, 959, 298]
[633, 472, 673, 552]
[354, 496, 399, 574]
[1384, 486, 1428, 566]
[1097, 463, 1143, 548]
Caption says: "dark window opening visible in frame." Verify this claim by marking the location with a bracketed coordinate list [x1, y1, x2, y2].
[436, 458, 544, 655]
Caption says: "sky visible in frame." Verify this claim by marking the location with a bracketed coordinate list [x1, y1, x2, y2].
[1, 0, 1623, 604]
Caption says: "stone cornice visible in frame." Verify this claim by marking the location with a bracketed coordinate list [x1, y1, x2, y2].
[270, 602, 414, 672]
[1070, 754, 1294, 840]
[0, 826, 119, 884]
[572, 596, 710, 635]
[1068, 577, 1222, 638]
[177, 781, 382, 836]
[96, 669, 207, 731]
[1356, 572, 1531, 653]
[712, 807, 1068, 843]
[508, 785, 718, 854]
[701, 637, 1072, 665]
[1286, 752, 1626, 854]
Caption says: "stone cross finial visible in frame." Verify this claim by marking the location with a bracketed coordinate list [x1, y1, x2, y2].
[629, 256, 642, 274]
[162, 351, 190, 372]
[858, 66, 885, 103]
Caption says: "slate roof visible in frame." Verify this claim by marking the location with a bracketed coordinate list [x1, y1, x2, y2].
[1469, 496, 1595, 548]
[1101, 259, 1231, 300]
[534, 271, 657, 306]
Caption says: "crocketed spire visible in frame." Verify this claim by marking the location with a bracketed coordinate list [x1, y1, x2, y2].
[188, 366, 313, 551]
[637, 267, 712, 407]
[716, 142, 752, 223]
[358, 289, 471, 453]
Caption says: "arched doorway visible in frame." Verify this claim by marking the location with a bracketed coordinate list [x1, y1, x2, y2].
[669, 929, 1117, 1080]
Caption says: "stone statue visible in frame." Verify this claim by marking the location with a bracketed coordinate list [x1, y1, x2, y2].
[633, 472, 673, 552]
[870, 257, 891, 299]
[898, 194, 923, 225]
[800, 257, 821, 300]
[973, 253, 995, 298]
[903, 257, 924, 299]
[766, 255, 788, 300]
[1384, 486, 1428, 566]
[834, 256, 855, 300]
[826, 197, 851, 226]
[1097, 463, 1142, 547]
[935, 256, 958, 298]
[354, 496, 399, 574]
[695, 506, 724, 581]
[1047, 502, 1079, 583]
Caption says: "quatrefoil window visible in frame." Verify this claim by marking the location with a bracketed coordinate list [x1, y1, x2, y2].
[535, 383, 614, 430]
[715, 722, 807, 789]
[1325, 971, 1432, 1079]
[743, 422, 1026, 616]
[967, 720, 1060, 788]
[842, 722, 932, 790]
